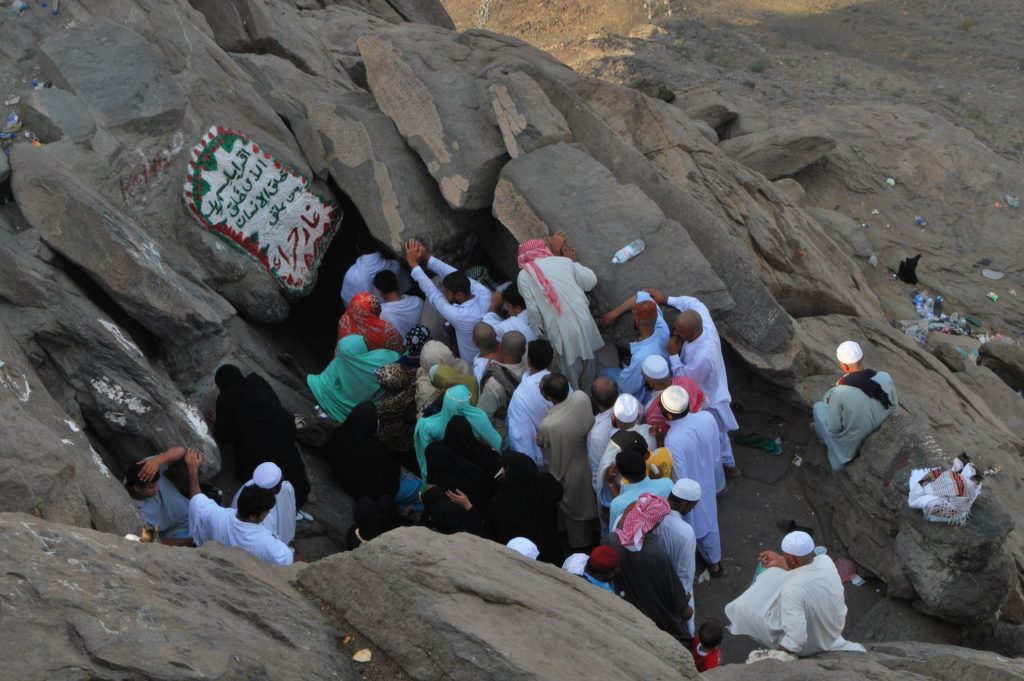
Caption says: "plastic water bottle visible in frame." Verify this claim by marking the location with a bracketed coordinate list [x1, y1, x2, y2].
[611, 239, 645, 264]
[933, 295, 943, 318]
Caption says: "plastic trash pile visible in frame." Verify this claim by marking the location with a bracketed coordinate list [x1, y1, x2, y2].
[897, 290, 974, 343]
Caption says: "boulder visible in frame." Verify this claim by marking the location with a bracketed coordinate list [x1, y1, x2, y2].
[955, 363, 1024, 436]
[774, 178, 808, 208]
[795, 314, 1023, 623]
[925, 332, 979, 372]
[673, 85, 772, 138]
[298, 526, 699, 681]
[18, 88, 96, 144]
[489, 70, 572, 158]
[492, 142, 730, 345]
[703, 642, 1024, 681]
[979, 340, 1024, 391]
[0, 323, 140, 535]
[806, 207, 873, 259]
[385, 0, 457, 29]
[719, 123, 836, 180]
[39, 18, 185, 133]
[0, 150, 8, 185]
[0, 513, 353, 681]
[358, 25, 510, 210]
[10, 141, 236, 344]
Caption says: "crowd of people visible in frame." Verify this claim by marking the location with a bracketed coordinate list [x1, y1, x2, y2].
[124, 230, 901, 669]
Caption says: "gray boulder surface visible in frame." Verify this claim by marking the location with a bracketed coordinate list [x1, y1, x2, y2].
[489, 70, 572, 158]
[0, 513, 353, 681]
[299, 526, 700, 681]
[719, 123, 836, 180]
[18, 87, 96, 143]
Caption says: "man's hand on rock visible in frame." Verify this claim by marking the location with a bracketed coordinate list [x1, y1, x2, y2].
[405, 239, 422, 269]
[549, 231, 568, 256]
[184, 448, 203, 471]
[136, 458, 162, 482]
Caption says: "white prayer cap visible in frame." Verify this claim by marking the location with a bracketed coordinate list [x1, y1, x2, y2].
[836, 340, 864, 365]
[252, 462, 282, 489]
[506, 537, 539, 560]
[781, 530, 815, 557]
[670, 478, 702, 502]
[561, 552, 589, 576]
[660, 385, 689, 415]
[613, 394, 641, 423]
[641, 354, 670, 379]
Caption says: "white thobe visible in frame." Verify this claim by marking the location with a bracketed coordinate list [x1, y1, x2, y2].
[411, 256, 491, 363]
[482, 309, 538, 342]
[725, 555, 866, 656]
[517, 256, 603, 366]
[506, 369, 553, 468]
[665, 411, 720, 562]
[650, 510, 697, 635]
[229, 481, 297, 546]
[587, 410, 615, 493]
[340, 253, 408, 308]
[379, 295, 424, 338]
[189, 494, 294, 566]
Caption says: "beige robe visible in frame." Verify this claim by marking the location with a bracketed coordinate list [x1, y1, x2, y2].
[537, 391, 597, 522]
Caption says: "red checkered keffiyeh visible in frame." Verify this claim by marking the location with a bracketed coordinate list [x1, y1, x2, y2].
[615, 493, 670, 552]
[517, 239, 561, 315]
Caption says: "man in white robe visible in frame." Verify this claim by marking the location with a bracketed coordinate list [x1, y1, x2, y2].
[650, 478, 700, 636]
[516, 233, 603, 391]
[586, 377, 619, 489]
[647, 288, 740, 489]
[482, 283, 538, 342]
[594, 394, 657, 522]
[340, 234, 409, 308]
[725, 531, 865, 656]
[406, 239, 491, 363]
[506, 339, 556, 468]
[190, 476, 295, 567]
[229, 462, 297, 546]
[660, 385, 723, 576]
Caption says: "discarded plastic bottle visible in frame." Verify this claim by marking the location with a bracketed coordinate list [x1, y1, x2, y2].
[933, 295, 944, 318]
[915, 215, 928, 227]
[924, 297, 934, 318]
[611, 239, 645, 264]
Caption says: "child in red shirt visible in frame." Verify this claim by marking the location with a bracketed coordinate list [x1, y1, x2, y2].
[692, 620, 723, 672]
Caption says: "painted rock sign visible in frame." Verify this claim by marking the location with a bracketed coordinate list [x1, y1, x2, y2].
[183, 127, 339, 295]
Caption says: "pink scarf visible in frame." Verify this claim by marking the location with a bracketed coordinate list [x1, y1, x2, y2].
[517, 239, 562, 315]
[615, 493, 670, 552]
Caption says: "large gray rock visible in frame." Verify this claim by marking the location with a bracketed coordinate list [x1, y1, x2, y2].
[299, 526, 699, 681]
[489, 70, 572, 158]
[39, 18, 185, 133]
[18, 88, 96, 144]
[0, 513, 354, 681]
[795, 315, 1022, 624]
[492, 142, 730, 345]
[0, 322, 139, 535]
[673, 84, 773, 138]
[10, 141, 235, 343]
[358, 25, 509, 210]
[704, 641, 1024, 681]
[806, 207, 874, 259]
[385, 0, 456, 29]
[979, 340, 1024, 391]
[719, 123, 836, 180]
[0, 150, 8, 185]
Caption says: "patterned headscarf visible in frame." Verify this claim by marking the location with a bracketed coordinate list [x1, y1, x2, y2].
[517, 239, 561, 315]
[376, 363, 413, 391]
[615, 493, 670, 552]
[338, 291, 403, 352]
[403, 324, 431, 358]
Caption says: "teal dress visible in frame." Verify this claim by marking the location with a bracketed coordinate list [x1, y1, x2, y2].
[307, 335, 399, 424]
[413, 384, 502, 482]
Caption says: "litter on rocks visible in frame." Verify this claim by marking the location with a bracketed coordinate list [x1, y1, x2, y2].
[994, 201, 1003, 209]
[982, 269, 1005, 280]
[885, 177, 896, 187]
[984, 466, 1001, 477]
[3, 96, 18, 106]
[3, 112, 21, 134]
[1007, 194, 1021, 209]
[352, 649, 372, 663]
[987, 292, 1000, 302]
[914, 215, 928, 227]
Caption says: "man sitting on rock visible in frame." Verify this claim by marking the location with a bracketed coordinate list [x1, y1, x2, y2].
[189, 459, 296, 566]
[725, 531, 865, 656]
[124, 445, 203, 546]
[813, 340, 898, 471]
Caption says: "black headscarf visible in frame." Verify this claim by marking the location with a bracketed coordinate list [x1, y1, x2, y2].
[444, 416, 503, 482]
[326, 402, 400, 500]
[421, 486, 483, 536]
[838, 369, 893, 410]
[214, 364, 310, 506]
[346, 495, 399, 550]
[484, 452, 564, 565]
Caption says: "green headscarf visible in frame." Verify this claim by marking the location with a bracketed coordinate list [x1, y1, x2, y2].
[307, 335, 399, 424]
[413, 384, 502, 482]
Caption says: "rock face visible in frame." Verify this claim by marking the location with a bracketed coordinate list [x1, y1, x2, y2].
[704, 642, 1024, 681]
[0, 513, 353, 681]
[492, 141, 730, 344]
[489, 70, 572, 158]
[795, 315, 1022, 623]
[18, 87, 96, 144]
[719, 123, 836, 179]
[299, 526, 699, 681]
[40, 18, 185, 133]
[979, 340, 1024, 392]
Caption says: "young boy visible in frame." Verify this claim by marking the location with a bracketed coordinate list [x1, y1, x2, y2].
[692, 620, 723, 672]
